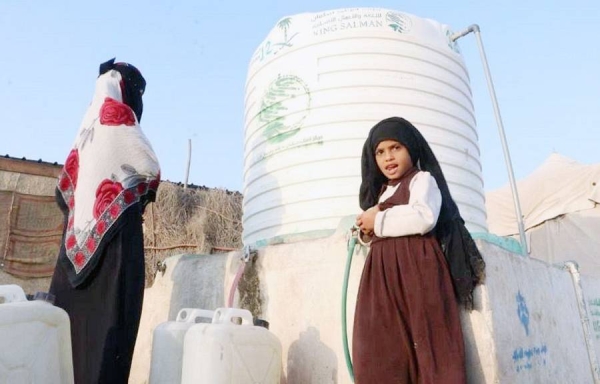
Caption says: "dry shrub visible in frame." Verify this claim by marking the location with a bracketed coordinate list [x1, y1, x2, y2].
[143, 182, 242, 286]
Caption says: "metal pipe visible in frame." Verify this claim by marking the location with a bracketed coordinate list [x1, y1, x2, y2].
[228, 261, 246, 307]
[227, 246, 256, 307]
[451, 24, 528, 254]
[564, 261, 600, 383]
[450, 24, 479, 42]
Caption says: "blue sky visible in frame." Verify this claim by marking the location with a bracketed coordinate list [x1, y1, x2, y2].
[1, 0, 598, 192]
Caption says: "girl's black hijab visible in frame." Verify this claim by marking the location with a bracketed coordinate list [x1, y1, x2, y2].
[99, 58, 146, 122]
[360, 117, 486, 309]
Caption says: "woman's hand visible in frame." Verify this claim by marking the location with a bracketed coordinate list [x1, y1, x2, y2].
[356, 205, 380, 235]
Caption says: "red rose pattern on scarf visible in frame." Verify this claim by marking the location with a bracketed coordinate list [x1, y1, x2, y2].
[58, 149, 79, 192]
[93, 179, 124, 219]
[149, 171, 160, 191]
[64, 149, 79, 187]
[96, 220, 106, 235]
[60, 174, 160, 273]
[74, 252, 85, 268]
[66, 235, 77, 250]
[57, 155, 160, 272]
[99, 97, 136, 126]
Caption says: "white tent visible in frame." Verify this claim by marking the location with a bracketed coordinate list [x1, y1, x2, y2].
[485, 153, 600, 276]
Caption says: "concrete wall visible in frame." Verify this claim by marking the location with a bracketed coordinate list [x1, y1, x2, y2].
[478, 244, 594, 383]
[130, 233, 600, 384]
[580, 272, 600, 374]
[240, 233, 363, 384]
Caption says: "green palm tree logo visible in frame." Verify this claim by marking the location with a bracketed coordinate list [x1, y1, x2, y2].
[259, 75, 311, 144]
[255, 17, 299, 63]
[274, 16, 298, 51]
[386, 12, 412, 33]
[277, 17, 292, 42]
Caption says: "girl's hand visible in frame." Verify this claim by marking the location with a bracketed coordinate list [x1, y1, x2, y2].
[356, 205, 380, 234]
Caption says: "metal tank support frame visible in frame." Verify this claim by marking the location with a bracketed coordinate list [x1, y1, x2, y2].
[451, 24, 528, 254]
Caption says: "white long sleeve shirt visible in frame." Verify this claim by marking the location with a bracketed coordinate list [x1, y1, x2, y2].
[373, 171, 442, 237]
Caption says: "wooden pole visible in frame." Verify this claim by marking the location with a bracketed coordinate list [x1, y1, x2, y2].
[184, 139, 192, 189]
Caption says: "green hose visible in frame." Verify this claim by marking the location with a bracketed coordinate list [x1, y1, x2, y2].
[342, 233, 358, 382]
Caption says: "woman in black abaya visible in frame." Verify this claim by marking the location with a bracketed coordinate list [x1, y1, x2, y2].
[50, 58, 160, 384]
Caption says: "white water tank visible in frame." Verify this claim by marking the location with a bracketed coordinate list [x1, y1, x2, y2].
[243, 8, 487, 245]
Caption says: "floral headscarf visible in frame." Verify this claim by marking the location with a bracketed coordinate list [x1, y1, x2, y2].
[56, 58, 160, 287]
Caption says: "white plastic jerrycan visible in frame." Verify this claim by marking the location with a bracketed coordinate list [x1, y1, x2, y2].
[181, 307, 282, 384]
[149, 308, 214, 384]
[0, 285, 74, 384]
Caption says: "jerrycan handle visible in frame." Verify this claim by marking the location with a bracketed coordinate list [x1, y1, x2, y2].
[176, 308, 215, 323]
[212, 307, 254, 325]
[0, 284, 27, 303]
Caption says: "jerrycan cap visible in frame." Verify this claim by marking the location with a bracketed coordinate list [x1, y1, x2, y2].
[254, 318, 270, 329]
[33, 291, 56, 305]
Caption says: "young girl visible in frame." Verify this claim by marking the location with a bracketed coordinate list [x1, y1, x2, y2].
[353, 117, 485, 383]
